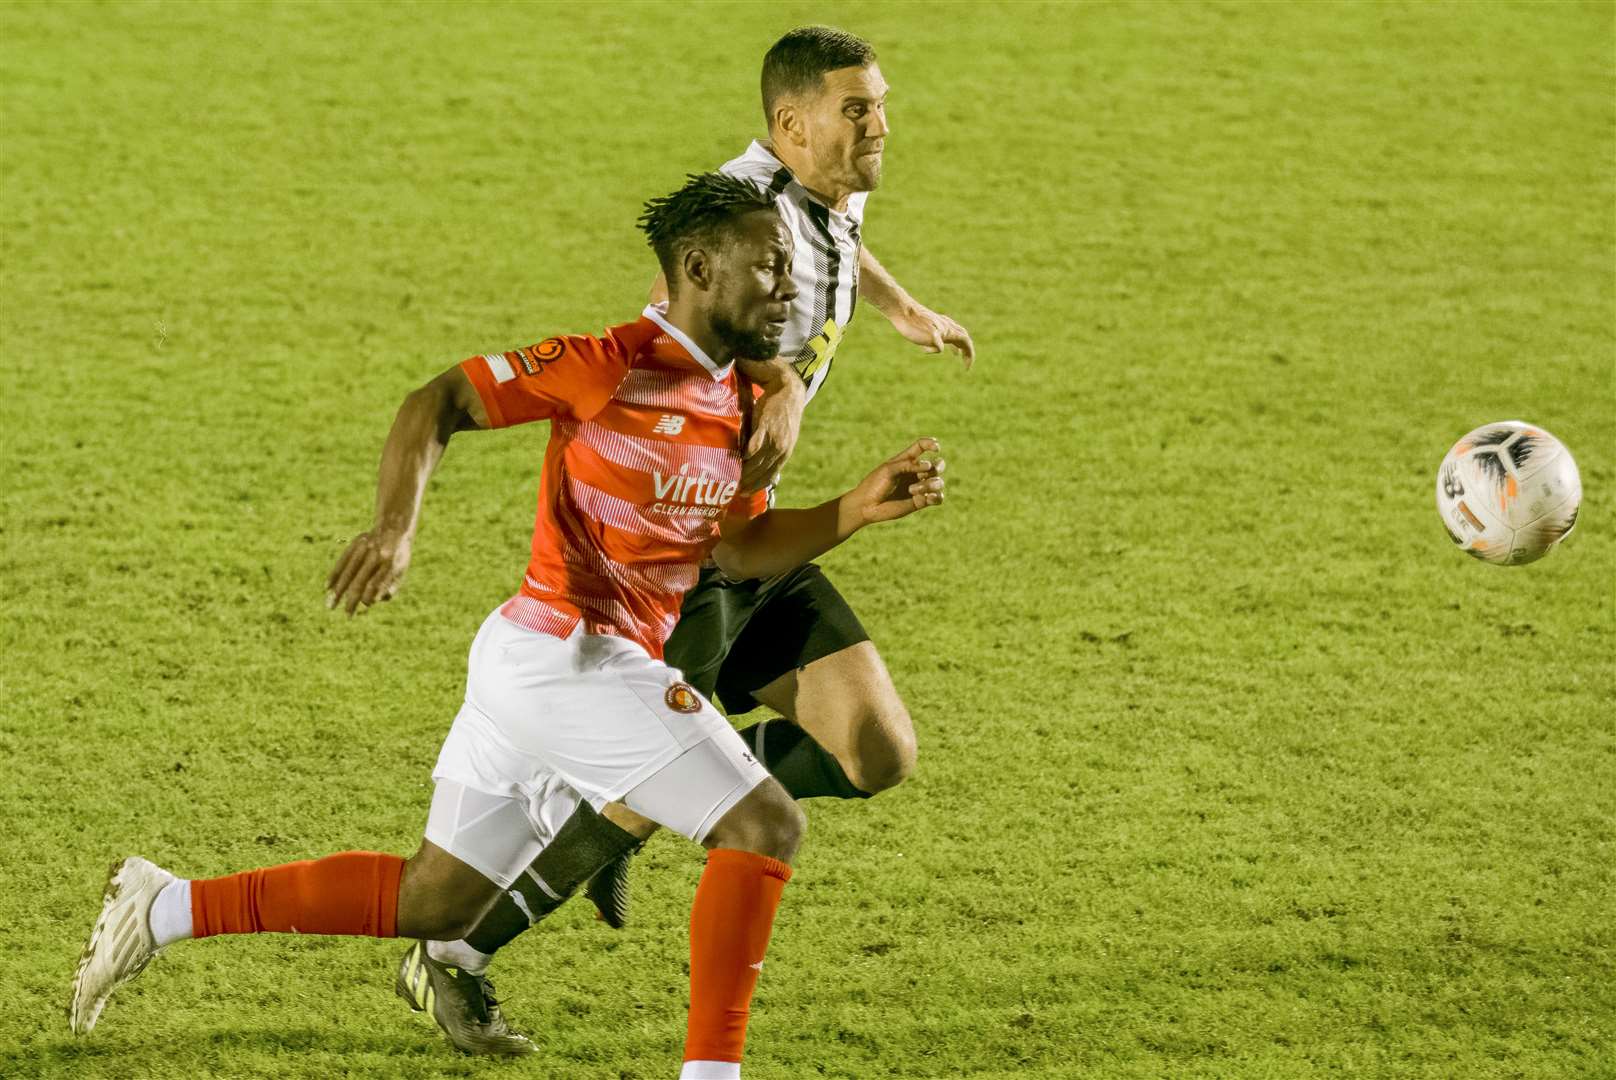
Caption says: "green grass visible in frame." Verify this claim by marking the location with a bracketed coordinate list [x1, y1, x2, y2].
[3, 1, 1613, 1077]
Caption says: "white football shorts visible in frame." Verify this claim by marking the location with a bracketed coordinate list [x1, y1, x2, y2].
[425, 607, 770, 888]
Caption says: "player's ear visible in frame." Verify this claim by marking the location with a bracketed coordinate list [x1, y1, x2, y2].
[773, 101, 808, 148]
[681, 247, 714, 293]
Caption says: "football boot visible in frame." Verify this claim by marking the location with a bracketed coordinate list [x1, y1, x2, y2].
[393, 940, 536, 1056]
[69, 856, 174, 1035]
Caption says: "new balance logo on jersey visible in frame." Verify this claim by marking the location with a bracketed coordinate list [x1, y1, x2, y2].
[652, 414, 685, 436]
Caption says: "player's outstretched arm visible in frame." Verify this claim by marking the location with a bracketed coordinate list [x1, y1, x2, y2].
[326, 366, 490, 615]
[736, 357, 807, 493]
[858, 246, 976, 370]
[713, 437, 945, 582]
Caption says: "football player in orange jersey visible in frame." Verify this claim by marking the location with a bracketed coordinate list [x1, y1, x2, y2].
[397, 28, 976, 1055]
[69, 174, 947, 1080]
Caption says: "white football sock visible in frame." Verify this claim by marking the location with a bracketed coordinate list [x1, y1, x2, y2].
[149, 878, 193, 948]
[679, 1062, 740, 1080]
[427, 938, 494, 975]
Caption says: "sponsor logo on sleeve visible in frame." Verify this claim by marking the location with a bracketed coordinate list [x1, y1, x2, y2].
[512, 337, 566, 376]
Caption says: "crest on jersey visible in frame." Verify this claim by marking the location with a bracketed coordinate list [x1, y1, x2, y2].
[664, 682, 703, 714]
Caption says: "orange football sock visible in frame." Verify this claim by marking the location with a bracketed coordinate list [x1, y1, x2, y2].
[191, 851, 403, 938]
[683, 848, 792, 1066]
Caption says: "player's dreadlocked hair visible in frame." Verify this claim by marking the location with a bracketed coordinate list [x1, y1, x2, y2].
[761, 26, 876, 128]
[638, 172, 778, 293]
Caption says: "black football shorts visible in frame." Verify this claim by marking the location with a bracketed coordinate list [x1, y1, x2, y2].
[663, 563, 870, 716]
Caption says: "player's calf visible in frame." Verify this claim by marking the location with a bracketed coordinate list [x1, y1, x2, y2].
[682, 778, 801, 1076]
[397, 842, 505, 941]
[444, 801, 644, 961]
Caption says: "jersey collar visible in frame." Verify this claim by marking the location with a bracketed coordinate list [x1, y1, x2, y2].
[746, 139, 785, 170]
[642, 303, 729, 380]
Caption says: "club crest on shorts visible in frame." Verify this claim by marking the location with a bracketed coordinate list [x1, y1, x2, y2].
[664, 682, 702, 714]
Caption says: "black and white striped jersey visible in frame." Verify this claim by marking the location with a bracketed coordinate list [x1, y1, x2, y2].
[720, 140, 866, 406]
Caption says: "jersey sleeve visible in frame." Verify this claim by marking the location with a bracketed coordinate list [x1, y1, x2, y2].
[459, 332, 631, 429]
[724, 485, 771, 524]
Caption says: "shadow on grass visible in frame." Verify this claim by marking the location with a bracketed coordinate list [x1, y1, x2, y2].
[1, 1023, 495, 1079]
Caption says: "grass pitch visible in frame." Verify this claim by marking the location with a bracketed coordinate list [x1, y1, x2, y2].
[2, 2, 1613, 1078]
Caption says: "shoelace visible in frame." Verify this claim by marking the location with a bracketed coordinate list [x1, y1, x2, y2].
[477, 976, 506, 1019]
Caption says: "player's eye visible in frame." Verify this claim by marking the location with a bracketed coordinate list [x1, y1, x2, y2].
[844, 104, 865, 119]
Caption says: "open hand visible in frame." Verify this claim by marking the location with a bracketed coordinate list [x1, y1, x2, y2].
[326, 530, 412, 616]
[849, 438, 947, 526]
[891, 303, 975, 370]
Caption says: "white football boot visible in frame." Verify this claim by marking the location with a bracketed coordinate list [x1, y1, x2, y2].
[69, 856, 176, 1034]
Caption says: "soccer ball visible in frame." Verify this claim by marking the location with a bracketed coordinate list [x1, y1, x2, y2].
[1436, 421, 1581, 565]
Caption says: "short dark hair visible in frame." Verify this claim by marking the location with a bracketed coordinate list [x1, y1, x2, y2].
[761, 25, 877, 128]
[638, 172, 779, 290]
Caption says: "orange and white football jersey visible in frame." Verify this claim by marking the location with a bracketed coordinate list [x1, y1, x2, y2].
[459, 304, 767, 658]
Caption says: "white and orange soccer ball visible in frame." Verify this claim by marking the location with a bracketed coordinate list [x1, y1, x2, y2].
[1436, 421, 1581, 565]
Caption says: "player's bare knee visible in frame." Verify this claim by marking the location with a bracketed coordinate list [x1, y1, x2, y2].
[846, 706, 917, 794]
[767, 796, 808, 857]
[847, 744, 913, 794]
[742, 793, 806, 860]
[706, 782, 807, 862]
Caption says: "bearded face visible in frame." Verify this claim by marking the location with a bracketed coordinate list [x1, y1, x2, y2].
[705, 213, 796, 361]
[799, 64, 889, 198]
